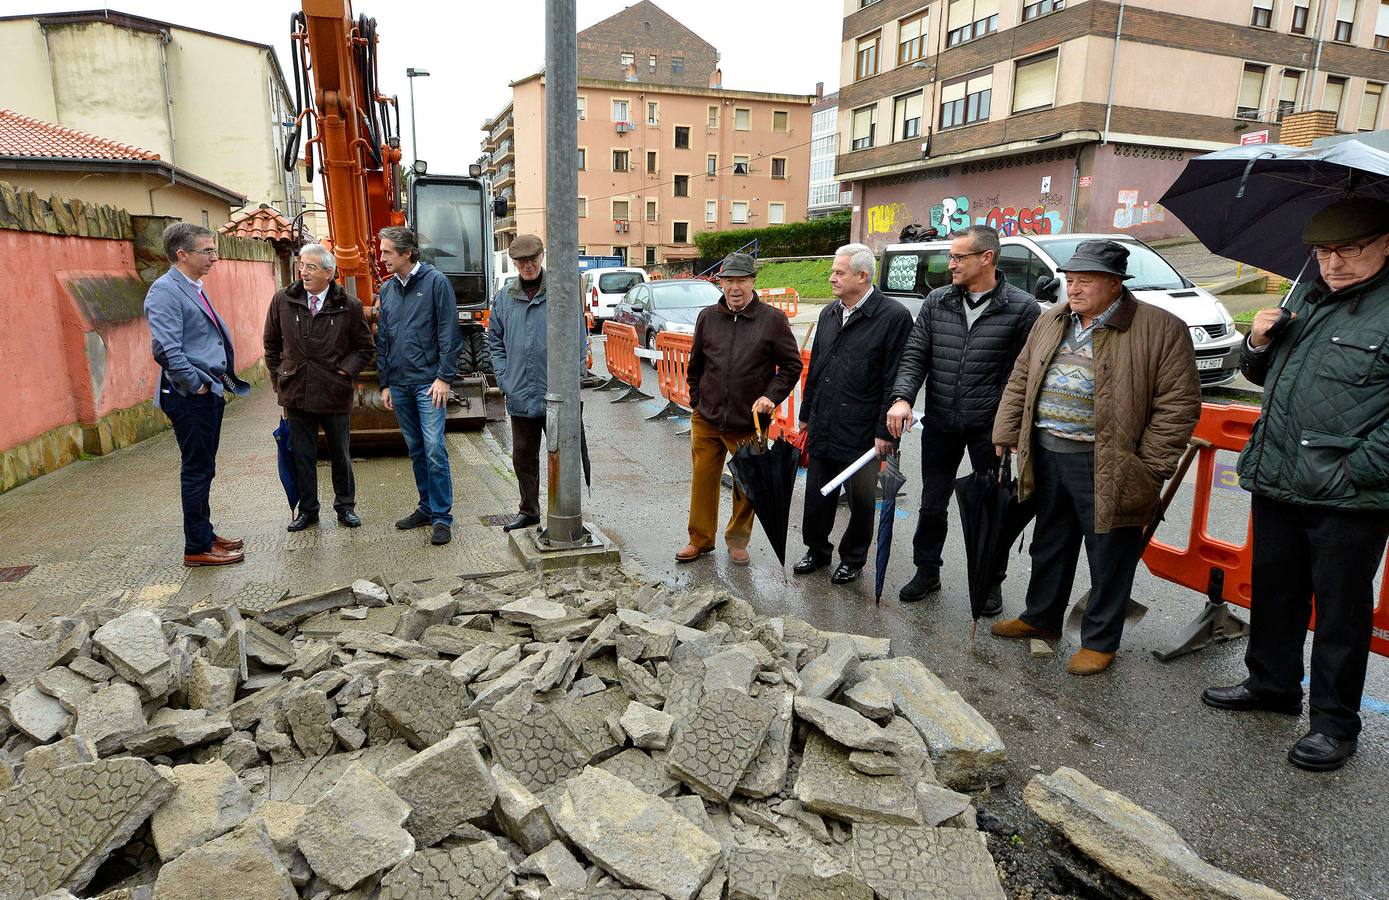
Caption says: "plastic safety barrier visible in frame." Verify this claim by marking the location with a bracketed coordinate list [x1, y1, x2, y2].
[758, 287, 799, 318]
[768, 349, 813, 442]
[599, 321, 649, 402]
[653, 331, 694, 411]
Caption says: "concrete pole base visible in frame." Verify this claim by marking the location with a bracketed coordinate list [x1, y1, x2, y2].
[509, 522, 621, 572]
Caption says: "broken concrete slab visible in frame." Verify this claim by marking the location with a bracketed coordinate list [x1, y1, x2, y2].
[848, 750, 901, 777]
[241, 742, 416, 806]
[73, 680, 146, 753]
[299, 604, 403, 640]
[851, 824, 1004, 900]
[151, 819, 296, 900]
[518, 839, 588, 895]
[243, 800, 308, 861]
[394, 593, 458, 642]
[377, 840, 511, 900]
[725, 846, 814, 900]
[294, 762, 414, 890]
[499, 595, 570, 625]
[335, 630, 439, 660]
[619, 701, 673, 750]
[914, 782, 974, 827]
[737, 686, 794, 799]
[331, 717, 367, 751]
[701, 645, 760, 695]
[92, 610, 173, 698]
[351, 579, 390, 607]
[554, 686, 630, 763]
[185, 657, 238, 712]
[20, 734, 98, 777]
[616, 658, 665, 708]
[792, 732, 921, 826]
[796, 636, 858, 700]
[841, 676, 893, 721]
[793, 696, 899, 753]
[667, 688, 774, 802]
[67, 656, 114, 683]
[448, 644, 500, 683]
[151, 759, 253, 862]
[373, 663, 468, 750]
[286, 689, 336, 758]
[775, 871, 874, 900]
[255, 584, 357, 630]
[240, 620, 297, 669]
[492, 764, 559, 855]
[598, 747, 680, 797]
[420, 624, 526, 656]
[5, 684, 73, 743]
[480, 703, 588, 794]
[382, 727, 496, 847]
[34, 666, 98, 713]
[124, 715, 233, 758]
[1024, 767, 1288, 900]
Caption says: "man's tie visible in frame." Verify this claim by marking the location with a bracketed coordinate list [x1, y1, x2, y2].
[310, 293, 321, 315]
[196, 288, 217, 322]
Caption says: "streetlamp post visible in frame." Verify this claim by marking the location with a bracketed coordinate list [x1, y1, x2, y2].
[405, 67, 430, 163]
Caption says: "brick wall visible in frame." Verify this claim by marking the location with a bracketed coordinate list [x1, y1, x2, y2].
[1278, 109, 1339, 147]
[577, 0, 718, 89]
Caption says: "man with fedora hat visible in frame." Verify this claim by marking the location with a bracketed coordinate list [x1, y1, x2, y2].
[1204, 198, 1389, 772]
[679, 252, 802, 566]
[991, 239, 1200, 675]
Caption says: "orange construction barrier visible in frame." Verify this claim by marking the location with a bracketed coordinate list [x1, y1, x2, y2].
[600, 321, 648, 401]
[758, 287, 799, 318]
[1145, 402, 1389, 660]
[653, 331, 694, 412]
[768, 348, 813, 441]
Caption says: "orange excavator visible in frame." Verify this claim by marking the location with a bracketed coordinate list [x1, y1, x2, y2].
[284, 0, 502, 443]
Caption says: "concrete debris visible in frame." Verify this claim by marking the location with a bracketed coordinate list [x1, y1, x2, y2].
[151, 819, 297, 900]
[93, 610, 174, 698]
[294, 762, 414, 890]
[351, 579, 391, 607]
[150, 759, 253, 861]
[619, 701, 673, 750]
[1029, 639, 1054, 659]
[381, 727, 495, 847]
[74, 680, 146, 753]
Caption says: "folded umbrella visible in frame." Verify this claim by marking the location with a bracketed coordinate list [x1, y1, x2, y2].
[726, 411, 800, 570]
[272, 417, 300, 517]
[954, 455, 1013, 634]
[874, 451, 907, 607]
[987, 449, 1037, 605]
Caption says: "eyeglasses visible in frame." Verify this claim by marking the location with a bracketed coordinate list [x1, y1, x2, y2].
[947, 251, 986, 263]
[186, 247, 218, 257]
[1308, 238, 1380, 261]
[298, 262, 323, 272]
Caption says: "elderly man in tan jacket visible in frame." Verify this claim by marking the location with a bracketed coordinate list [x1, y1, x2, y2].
[991, 240, 1200, 675]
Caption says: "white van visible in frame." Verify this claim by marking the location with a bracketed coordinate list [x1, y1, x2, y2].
[878, 233, 1243, 388]
[582, 267, 649, 330]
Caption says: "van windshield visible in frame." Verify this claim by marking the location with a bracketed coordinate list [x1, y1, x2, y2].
[1033, 238, 1188, 290]
[881, 250, 951, 295]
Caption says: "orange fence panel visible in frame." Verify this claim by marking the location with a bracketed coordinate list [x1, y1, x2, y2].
[654, 331, 694, 410]
[601, 321, 642, 389]
[769, 349, 812, 441]
[758, 287, 799, 318]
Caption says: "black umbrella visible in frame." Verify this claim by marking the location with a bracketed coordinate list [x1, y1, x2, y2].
[1160, 139, 1389, 279]
[726, 412, 800, 570]
[987, 450, 1037, 604]
[272, 417, 299, 518]
[874, 451, 907, 606]
[954, 453, 1014, 633]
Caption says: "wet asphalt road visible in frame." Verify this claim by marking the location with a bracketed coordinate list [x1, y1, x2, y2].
[490, 341, 1389, 900]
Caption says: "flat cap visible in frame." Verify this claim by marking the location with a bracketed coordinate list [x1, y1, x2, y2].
[717, 252, 756, 277]
[508, 234, 544, 259]
[1302, 198, 1389, 245]
[1057, 239, 1132, 280]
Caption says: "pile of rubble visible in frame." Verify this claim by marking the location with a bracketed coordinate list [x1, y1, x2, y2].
[0, 565, 1017, 899]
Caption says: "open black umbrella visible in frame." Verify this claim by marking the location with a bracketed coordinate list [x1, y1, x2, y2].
[954, 454, 1014, 633]
[874, 451, 907, 606]
[726, 412, 800, 569]
[272, 417, 300, 517]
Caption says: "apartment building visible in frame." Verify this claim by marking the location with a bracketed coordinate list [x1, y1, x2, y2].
[837, 0, 1389, 250]
[482, 1, 813, 264]
[809, 88, 855, 218]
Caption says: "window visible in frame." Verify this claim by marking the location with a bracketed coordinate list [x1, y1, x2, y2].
[856, 32, 881, 79]
[1250, 0, 1274, 27]
[612, 99, 630, 122]
[674, 126, 690, 149]
[646, 246, 657, 265]
[773, 110, 789, 132]
[1278, 69, 1303, 121]
[771, 157, 787, 178]
[1291, 0, 1312, 33]
[735, 108, 751, 130]
[620, 51, 635, 67]
[578, 147, 587, 169]
[612, 246, 627, 263]
[768, 203, 785, 225]
[612, 199, 630, 221]
[647, 101, 659, 125]
[1237, 63, 1268, 119]
[1361, 82, 1384, 130]
[578, 245, 587, 255]
[201, 210, 209, 227]
[1376, 0, 1389, 47]
[673, 222, 689, 243]
[1012, 51, 1058, 113]
[648, 54, 657, 74]
[732, 201, 749, 223]
[946, 0, 999, 48]
[1022, 0, 1064, 21]
[894, 91, 924, 139]
[1324, 75, 1348, 124]
[647, 150, 658, 173]
[998, 246, 1050, 295]
[941, 71, 992, 128]
[674, 174, 689, 197]
[733, 155, 749, 175]
[613, 149, 629, 172]
[706, 199, 717, 223]
[578, 197, 588, 218]
[708, 105, 719, 127]
[898, 12, 928, 65]
[851, 104, 877, 149]
[707, 153, 718, 175]
[646, 199, 658, 222]
[672, 56, 685, 75]
[577, 96, 587, 119]
[1335, 0, 1356, 41]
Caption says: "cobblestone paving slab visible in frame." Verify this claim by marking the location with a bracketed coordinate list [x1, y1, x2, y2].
[737, 685, 794, 799]
[666, 687, 775, 802]
[479, 704, 588, 794]
[725, 846, 814, 900]
[372, 663, 468, 750]
[598, 747, 680, 797]
[554, 685, 631, 763]
[378, 841, 511, 900]
[792, 732, 922, 826]
[774, 871, 874, 899]
[850, 824, 1005, 900]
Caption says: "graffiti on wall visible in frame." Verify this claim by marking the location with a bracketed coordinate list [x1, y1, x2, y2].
[1113, 189, 1167, 230]
[866, 202, 910, 236]
[929, 194, 1066, 237]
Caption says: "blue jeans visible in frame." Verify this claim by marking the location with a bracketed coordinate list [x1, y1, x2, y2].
[391, 384, 452, 526]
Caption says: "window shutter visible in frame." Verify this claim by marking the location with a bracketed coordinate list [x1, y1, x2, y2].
[1012, 55, 1057, 111]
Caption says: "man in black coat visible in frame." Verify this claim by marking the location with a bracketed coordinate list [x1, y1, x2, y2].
[886, 225, 1040, 608]
[794, 244, 913, 584]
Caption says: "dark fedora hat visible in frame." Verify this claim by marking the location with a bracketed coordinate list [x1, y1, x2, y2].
[1058, 240, 1133, 280]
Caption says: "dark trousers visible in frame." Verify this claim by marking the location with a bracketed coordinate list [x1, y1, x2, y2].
[1245, 494, 1389, 740]
[914, 420, 998, 574]
[163, 389, 224, 555]
[803, 452, 879, 568]
[1019, 445, 1146, 652]
[511, 414, 546, 517]
[286, 408, 354, 517]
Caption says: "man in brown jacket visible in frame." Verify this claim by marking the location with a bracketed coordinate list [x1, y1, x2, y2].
[678, 252, 803, 565]
[991, 240, 1200, 674]
[263, 243, 374, 531]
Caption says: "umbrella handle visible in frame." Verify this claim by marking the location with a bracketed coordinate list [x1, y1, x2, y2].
[753, 409, 762, 442]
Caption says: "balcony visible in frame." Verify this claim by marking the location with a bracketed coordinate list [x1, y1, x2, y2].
[615, 121, 636, 134]
[492, 139, 514, 167]
[493, 164, 515, 191]
[489, 116, 514, 145]
[493, 215, 516, 233]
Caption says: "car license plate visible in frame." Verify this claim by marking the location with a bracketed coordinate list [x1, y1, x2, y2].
[1195, 357, 1225, 371]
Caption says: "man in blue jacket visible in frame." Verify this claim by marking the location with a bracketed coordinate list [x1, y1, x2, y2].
[376, 225, 461, 546]
[144, 223, 251, 567]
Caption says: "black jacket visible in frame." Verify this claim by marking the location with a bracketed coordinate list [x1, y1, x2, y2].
[891, 270, 1040, 433]
[263, 279, 373, 414]
[687, 293, 803, 433]
[801, 288, 913, 461]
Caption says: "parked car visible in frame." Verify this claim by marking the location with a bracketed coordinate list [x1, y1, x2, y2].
[878, 233, 1243, 388]
[612, 279, 723, 351]
[583, 266, 649, 331]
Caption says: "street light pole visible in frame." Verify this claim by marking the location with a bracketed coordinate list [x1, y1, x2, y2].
[405, 67, 430, 163]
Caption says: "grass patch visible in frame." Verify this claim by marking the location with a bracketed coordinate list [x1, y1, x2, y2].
[756, 259, 834, 300]
[1234, 309, 1258, 325]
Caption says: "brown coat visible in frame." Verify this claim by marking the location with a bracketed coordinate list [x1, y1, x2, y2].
[992, 292, 1201, 533]
[687, 293, 803, 434]
[263, 280, 374, 414]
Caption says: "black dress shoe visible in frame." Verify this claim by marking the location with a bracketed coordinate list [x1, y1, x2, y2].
[337, 510, 362, 528]
[287, 512, 319, 532]
[830, 563, 862, 585]
[899, 568, 942, 602]
[1288, 731, 1357, 772]
[1201, 682, 1303, 716]
[980, 583, 1004, 617]
[502, 513, 541, 532]
[431, 524, 452, 545]
[793, 553, 830, 575]
[395, 509, 430, 530]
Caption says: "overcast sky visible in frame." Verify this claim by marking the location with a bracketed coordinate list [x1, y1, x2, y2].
[13, 1, 843, 172]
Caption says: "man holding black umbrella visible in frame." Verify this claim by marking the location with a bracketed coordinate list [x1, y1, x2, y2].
[1203, 198, 1389, 772]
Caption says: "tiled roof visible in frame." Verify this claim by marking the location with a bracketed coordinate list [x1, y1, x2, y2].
[220, 203, 308, 243]
[0, 109, 161, 161]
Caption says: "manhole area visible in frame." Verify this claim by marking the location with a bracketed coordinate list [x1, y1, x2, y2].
[0, 565, 36, 583]
[480, 514, 515, 526]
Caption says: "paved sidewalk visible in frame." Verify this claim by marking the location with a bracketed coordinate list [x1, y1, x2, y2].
[0, 388, 523, 624]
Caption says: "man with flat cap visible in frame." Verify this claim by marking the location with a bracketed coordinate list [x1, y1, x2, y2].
[991, 240, 1200, 675]
[679, 252, 803, 566]
[1204, 198, 1389, 772]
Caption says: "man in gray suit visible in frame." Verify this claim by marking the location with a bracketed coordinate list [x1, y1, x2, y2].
[144, 223, 251, 566]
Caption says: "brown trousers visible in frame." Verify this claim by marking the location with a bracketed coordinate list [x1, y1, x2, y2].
[511, 414, 545, 517]
[688, 412, 755, 550]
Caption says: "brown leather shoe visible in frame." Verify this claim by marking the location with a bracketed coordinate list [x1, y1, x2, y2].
[184, 546, 245, 567]
[212, 534, 243, 551]
[675, 544, 713, 563]
[1067, 648, 1117, 676]
[990, 618, 1060, 640]
[727, 546, 750, 566]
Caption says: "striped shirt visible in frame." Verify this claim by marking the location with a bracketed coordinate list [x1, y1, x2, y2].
[1034, 300, 1122, 443]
